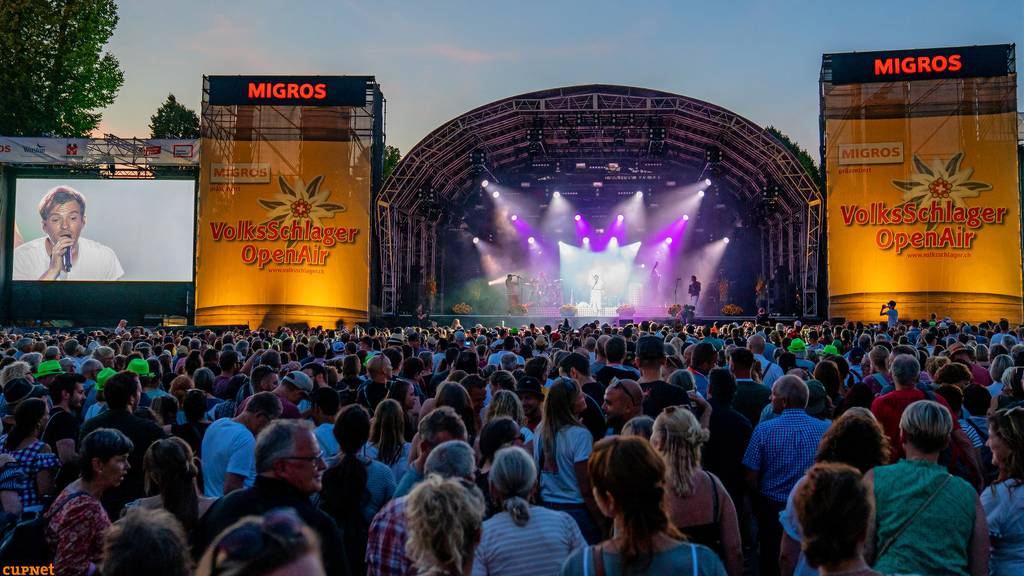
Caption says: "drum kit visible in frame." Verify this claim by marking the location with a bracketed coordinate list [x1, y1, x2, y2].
[523, 276, 563, 306]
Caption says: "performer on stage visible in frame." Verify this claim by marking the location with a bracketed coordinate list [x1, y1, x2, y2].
[591, 273, 604, 310]
[649, 261, 661, 303]
[688, 275, 701, 309]
[505, 274, 520, 312]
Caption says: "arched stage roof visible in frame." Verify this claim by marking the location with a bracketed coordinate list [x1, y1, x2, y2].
[375, 84, 823, 318]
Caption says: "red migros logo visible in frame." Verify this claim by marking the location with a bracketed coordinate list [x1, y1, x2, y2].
[874, 54, 962, 76]
[0, 144, 11, 153]
[247, 82, 327, 101]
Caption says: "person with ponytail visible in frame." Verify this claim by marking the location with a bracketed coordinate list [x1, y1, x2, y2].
[126, 437, 215, 538]
[473, 446, 584, 576]
[560, 436, 726, 576]
[652, 406, 743, 576]
[363, 398, 413, 482]
[0, 397, 60, 512]
[319, 404, 396, 575]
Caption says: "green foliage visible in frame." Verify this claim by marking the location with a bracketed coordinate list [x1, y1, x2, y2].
[383, 145, 401, 180]
[0, 0, 124, 137]
[765, 126, 823, 190]
[149, 94, 199, 138]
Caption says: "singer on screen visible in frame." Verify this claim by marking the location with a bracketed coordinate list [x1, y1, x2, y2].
[12, 185, 124, 281]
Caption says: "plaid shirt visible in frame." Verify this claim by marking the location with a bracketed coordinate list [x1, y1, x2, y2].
[742, 409, 830, 503]
[366, 495, 415, 576]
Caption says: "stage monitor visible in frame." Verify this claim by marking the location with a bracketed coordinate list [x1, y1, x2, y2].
[12, 177, 195, 282]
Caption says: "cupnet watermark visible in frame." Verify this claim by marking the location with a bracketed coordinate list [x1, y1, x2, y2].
[2, 566, 55, 576]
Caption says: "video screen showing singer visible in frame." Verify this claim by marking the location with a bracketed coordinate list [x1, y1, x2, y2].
[13, 185, 124, 281]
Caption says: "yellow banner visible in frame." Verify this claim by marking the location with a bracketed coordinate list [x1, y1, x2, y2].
[195, 139, 370, 327]
[826, 112, 1022, 322]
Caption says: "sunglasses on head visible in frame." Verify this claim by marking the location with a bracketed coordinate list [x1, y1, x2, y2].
[211, 507, 306, 574]
[608, 378, 640, 405]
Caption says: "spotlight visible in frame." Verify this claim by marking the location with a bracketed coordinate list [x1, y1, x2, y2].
[636, 190, 644, 198]
[537, 250, 542, 255]
[704, 178, 712, 187]
[640, 263, 646, 268]
[724, 237, 730, 244]
[553, 191, 561, 198]
[574, 214, 582, 222]
[481, 179, 490, 188]
[472, 237, 480, 245]
[683, 214, 689, 221]
[664, 237, 673, 245]
[492, 190, 500, 199]
[582, 236, 590, 244]
[510, 214, 518, 222]
[527, 236, 535, 245]
[616, 214, 624, 222]
[698, 190, 705, 198]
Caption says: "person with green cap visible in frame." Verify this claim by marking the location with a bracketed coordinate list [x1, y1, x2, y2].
[83, 368, 117, 421]
[33, 359, 64, 387]
[128, 358, 170, 402]
[787, 339, 815, 372]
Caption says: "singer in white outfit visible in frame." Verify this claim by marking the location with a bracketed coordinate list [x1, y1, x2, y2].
[12, 185, 124, 281]
[590, 273, 604, 310]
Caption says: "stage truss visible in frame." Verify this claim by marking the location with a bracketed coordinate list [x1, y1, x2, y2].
[377, 85, 823, 318]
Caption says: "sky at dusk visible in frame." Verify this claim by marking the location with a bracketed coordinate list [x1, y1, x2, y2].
[99, 0, 1023, 157]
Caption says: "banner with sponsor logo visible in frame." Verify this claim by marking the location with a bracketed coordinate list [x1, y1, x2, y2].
[195, 138, 370, 327]
[825, 111, 1021, 322]
[0, 137, 198, 166]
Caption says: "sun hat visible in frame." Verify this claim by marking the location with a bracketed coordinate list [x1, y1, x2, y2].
[127, 358, 155, 378]
[821, 344, 840, 356]
[34, 359, 65, 379]
[95, 367, 117, 392]
[788, 338, 807, 353]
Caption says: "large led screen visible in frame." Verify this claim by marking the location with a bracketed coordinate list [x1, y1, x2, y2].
[12, 178, 195, 281]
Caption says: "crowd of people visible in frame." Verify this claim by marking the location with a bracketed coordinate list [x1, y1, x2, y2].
[0, 313, 1022, 575]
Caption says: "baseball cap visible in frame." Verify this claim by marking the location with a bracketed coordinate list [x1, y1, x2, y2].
[282, 371, 314, 396]
[636, 335, 667, 360]
[514, 376, 544, 398]
[34, 359, 65, 379]
[127, 358, 155, 378]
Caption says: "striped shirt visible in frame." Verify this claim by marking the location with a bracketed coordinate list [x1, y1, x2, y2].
[471, 506, 584, 576]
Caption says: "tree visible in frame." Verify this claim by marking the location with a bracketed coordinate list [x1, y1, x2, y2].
[149, 94, 199, 138]
[383, 145, 401, 180]
[765, 126, 823, 191]
[0, 0, 124, 137]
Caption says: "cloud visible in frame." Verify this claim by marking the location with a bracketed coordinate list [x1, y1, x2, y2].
[178, 15, 291, 71]
[429, 43, 515, 64]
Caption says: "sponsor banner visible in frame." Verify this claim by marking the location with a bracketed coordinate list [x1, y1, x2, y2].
[195, 138, 370, 327]
[837, 142, 904, 165]
[825, 112, 1022, 320]
[0, 137, 199, 165]
[207, 76, 369, 107]
[828, 44, 1010, 84]
[210, 163, 271, 184]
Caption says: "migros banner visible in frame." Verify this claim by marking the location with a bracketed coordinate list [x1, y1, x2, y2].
[826, 112, 1022, 322]
[195, 139, 370, 327]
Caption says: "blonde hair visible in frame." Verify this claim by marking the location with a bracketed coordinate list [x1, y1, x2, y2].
[924, 355, 950, 378]
[405, 474, 484, 575]
[900, 400, 952, 453]
[0, 361, 32, 387]
[483, 390, 525, 427]
[652, 406, 709, 496]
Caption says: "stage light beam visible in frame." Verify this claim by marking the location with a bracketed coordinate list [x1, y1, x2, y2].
[492, 190, 500, 199]
[574, 214, 582, 222]
[616, 214, 624, 222]
[481, 180, 490, 188]
[472, 237, 480, 245]
[527, 236, 535, 245]
[724, 237, 730, 244]
[664, 237, 673, 245]
[553, 191, 561, 198]
[697, 190, 705, 198]
[683, 214, 690, 221]
[704, 178, 712, 187]
[510, 214, 518, 221]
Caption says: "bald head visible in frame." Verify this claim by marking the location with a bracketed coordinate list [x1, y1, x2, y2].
[747, 334, 767, 354]
[772, 375, 809, 410]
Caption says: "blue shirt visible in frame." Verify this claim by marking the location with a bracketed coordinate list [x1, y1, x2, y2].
[742, 409, 830, 503]
[689, 369, 710, 399]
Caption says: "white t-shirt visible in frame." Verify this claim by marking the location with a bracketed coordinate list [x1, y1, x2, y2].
[532, 425, 593, 505]
[13, 236, 124, 280]
[201, 418, 256, 497]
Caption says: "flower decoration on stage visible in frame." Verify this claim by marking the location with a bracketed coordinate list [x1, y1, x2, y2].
[560, 304, 578, 317]
[452, 302, 473, 315]
[259, 175, 346, 224]
[667, 304, 682, 318]
[510, 304, 528, 316]
[616, 304, 636, 317]
[721, 304, 744, 316]
[891, 152, 991, 209]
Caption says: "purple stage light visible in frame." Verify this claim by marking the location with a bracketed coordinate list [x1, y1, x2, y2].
[683, 214, 689, 221]
[664, 237, 673, 245]
[510, 214, 518, 221]
[616, 214, 624, 222]
[574, 214, 582, 222]
[724, 237, 730, 244]
[527, 236, 535, 245]
[472, 237, 480, 244]
[582, 236, 590, 244]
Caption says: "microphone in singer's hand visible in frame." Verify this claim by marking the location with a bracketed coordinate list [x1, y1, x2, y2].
[61, 235, 72, 273]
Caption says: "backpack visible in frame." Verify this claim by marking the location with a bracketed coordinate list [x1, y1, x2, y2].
[0, 491, 88, 565]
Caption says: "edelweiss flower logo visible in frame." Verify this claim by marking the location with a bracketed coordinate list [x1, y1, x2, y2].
[891, 152, 991, 208]
[258, 175, 346, 226]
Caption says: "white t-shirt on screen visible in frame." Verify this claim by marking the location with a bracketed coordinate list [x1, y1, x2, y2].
[13, 236, 124, 280]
